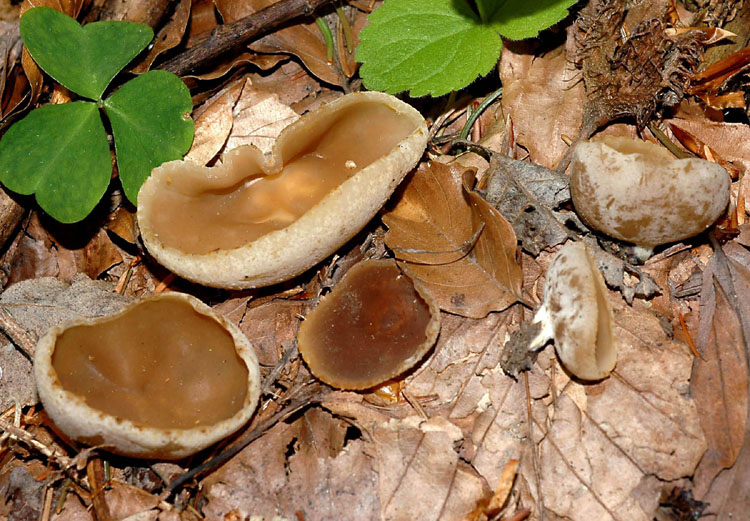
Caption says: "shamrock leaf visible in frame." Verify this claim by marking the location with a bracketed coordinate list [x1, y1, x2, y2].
[0, 102, 111, 223]
[104, 71, 194, 203]
[20, 6, 153, 100]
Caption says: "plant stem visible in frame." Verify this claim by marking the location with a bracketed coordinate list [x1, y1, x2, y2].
[316, 17, 335, 62]
[458, 86, 503, 141]
[336, 5, 353, 53]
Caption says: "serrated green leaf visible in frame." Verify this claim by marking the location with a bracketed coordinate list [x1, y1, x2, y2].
[0, 102, 111, 223]
[488, 0, 578, 40]
[20, 7, 153, 100]
[356, 0, 501, 97]
[103, 70, 194, 203]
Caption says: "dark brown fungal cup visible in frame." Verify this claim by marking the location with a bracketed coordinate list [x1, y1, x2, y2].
[297, 259, 440, 390]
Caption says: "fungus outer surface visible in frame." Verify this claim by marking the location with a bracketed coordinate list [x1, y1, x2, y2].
[297, 259, 440, 390]
[34, 292, 261, 459]
[543, 241, 617, 381]
[138, 92, 429, 289]
[570, 136, 730, 248]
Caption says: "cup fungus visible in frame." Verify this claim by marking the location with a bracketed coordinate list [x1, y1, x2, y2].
[138, 92, 428, 289]
[528, 241, 617, 381]
[34, 292, 261, 459]
[297, 259, 440, 390]
[570, 136, 730, 257]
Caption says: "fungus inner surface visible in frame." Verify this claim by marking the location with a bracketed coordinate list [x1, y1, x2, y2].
[148, 102, 418, 254]
[52, 298, 249, 429]
[299, 261, 433, 388]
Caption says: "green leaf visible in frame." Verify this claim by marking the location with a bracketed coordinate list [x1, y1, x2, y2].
[0, 102, 111, 223]
[488, 0, 579, 40]
[356, 0, 501, 97]
[103, 70, 194, 203]
[20, 7, 153, 100]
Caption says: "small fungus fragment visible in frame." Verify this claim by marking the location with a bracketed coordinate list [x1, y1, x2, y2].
[570, 136, 730, 256]
[297, 259, 440, 390]
[34, 292, 261, 459]
[526, 241, 617, 381]
[138, 92, 428, 289]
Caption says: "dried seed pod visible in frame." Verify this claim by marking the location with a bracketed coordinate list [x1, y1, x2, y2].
[138, 92, 428, 289]
[297, 259, 440, 390]
[34, 292, 261, 459]
[530, 241, 617, 380]
[571, 136, 730, 255]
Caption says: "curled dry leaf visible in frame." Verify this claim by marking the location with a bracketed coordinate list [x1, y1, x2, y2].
[184, 80, 244, 165]
[224, 80, 300, 155]
[383, 161, 523, 319]
[130, 0, 191, 74]
[214, 0, 346, 86]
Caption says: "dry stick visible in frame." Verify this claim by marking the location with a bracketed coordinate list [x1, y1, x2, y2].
[158, 0, 337, 77]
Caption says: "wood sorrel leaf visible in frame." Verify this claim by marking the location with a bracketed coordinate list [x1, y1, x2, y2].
[103, 70, 194, 203]
[0, 101, 111, 223]
[20, 6, 153, 100]
[356, 0, 500, 97]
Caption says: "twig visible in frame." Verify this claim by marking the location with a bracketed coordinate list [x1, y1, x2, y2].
[163, 382, 323, 497]
[0, 306, 37, 359]
[159, 0, 337, 77]
[0, 418, 71, 466]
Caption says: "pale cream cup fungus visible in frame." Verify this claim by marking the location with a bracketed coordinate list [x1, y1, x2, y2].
[137, 92, 428, 289]
[297, 259, 440, 390]
[570, 136, 730, 259]
[527, 241, 617, 381]
[34, 292, 261, 459]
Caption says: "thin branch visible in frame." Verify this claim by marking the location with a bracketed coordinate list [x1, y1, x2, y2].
[159, 0, 337, 77]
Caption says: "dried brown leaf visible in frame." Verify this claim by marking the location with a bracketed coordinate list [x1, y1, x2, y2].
[691, 250, 748, 498]
[202, 408, 378, 521]
[224, 80, 300, 155]
[383, 162, 523, 319]
[214, 0, 343, 86]
[184, 80, 243, 165]
[130, 0, 191, 74]
[499, 41, 585, 169]
[517, 295, 705, 521]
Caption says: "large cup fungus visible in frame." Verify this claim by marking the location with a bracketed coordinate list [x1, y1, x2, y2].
[570, 136, 730, 257]
[529, 241, 617, 381]
[34, 292, 261, 459]
[138, 92, 428, 289]
[297, 259, 440, 390]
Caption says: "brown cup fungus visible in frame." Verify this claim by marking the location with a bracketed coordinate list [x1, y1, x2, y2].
[571, 136, 730, 258]
[527, 242, 617, 381]
[34, 292, 261, 459]
[297, 259, 440, 390]
[138, 92, 428, 289]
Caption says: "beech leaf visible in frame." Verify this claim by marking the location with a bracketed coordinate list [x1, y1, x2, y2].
[383, 161, 522, 318]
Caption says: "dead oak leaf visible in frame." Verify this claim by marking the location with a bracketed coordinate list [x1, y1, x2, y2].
[383, 162, 523, 319]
